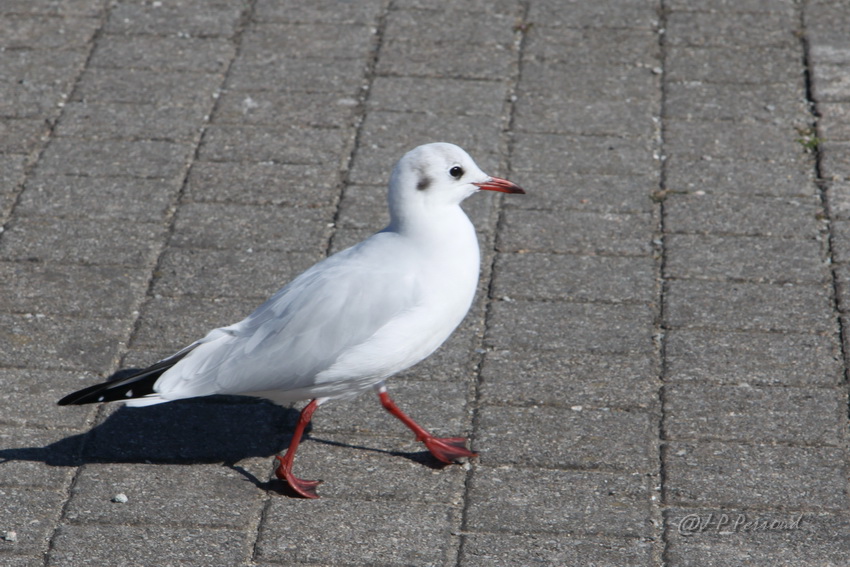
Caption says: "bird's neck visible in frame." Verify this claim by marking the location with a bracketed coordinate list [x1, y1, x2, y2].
[387, 205, 476, 246]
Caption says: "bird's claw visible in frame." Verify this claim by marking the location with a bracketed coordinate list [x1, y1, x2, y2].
[274, 455, 322, 499]
[423, 436, 477, 464]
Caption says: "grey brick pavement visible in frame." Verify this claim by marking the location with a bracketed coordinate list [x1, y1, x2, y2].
[0, 0, 849, 565]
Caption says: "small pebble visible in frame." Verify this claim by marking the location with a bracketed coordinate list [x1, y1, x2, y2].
[111, 493, 129, 504]
[2, 530, 17, 542]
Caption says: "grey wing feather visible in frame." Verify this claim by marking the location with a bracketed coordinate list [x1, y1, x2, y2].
[153, 233, 420, 399]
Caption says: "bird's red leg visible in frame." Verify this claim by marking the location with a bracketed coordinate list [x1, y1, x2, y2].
[274, 398, 323, 498]
[377, 386, 477, 463]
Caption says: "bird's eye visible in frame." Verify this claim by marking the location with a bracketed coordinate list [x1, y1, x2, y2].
[449, 166, 464, 179]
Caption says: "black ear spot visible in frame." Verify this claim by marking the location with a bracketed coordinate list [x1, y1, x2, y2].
[417, 175, 432, 191]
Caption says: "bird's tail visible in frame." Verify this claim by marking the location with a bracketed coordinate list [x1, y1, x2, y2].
[57, 346, 197, 406]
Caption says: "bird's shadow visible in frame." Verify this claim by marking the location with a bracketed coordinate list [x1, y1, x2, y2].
[0, 378, 451, 494]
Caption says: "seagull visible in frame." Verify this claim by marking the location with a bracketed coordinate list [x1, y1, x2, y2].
[58, 142, 524, 498]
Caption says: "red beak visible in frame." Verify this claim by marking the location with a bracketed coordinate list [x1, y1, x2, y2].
[473, 176, 525, 194]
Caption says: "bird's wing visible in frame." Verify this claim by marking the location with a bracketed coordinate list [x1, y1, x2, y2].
[150, 233, 422, 400]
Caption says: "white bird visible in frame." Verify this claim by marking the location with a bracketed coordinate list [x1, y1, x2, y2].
[59, 142, 524, 498]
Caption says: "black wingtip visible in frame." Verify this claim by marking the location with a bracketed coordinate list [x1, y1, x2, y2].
[57, 346, 197, 406]
[57, 369, 160, 405]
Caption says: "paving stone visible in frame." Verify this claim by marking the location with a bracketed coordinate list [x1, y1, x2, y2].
[664, 442, 847, 510]
[666, 0, 796, 10]
[663, 383, 843, 445]
[0, 48, 88, 118]
[54, 102, 204, 142]
[198, 124, 348, 165]
[0, 487, 66, 557]
[35, 138, 193, 179]
[664, 234, 829, 284]
[493, 252, 656, 302]
[479, 349, 658, 410]
[377, 9, 516, 79]
[0, 118, 50, 154]
[0, 368, 96, 429]
[256, 498, 458, 565]
[48, 524, 250, 567]
[226, 56, 367, 94]
[512, 133, 658, 176]
[520, 60, 660, 105]
[0, 555, 46, 567]
[515, 96, 659, 138]
[367, 76, 508, 116]
[665, 280, 835, 333]
[487, 301, 655, 354]
[503, 172, 656, 213]
[254, 0, 385, 24]
[805, 0, 850, 36]
[214, 88, 359, 128]
[830, 220, 850, 262]
[665, 10, 799, 48]
[663, 193, 823, 238]
[500, 209, 654, 255]
[379, 36, 516, 80]
[64, 463, 265, 528]
[818, 103, 850, 141]
[0, 216, 164, 265]
[89, 35, 235, 73]
[828, 181, 850, 220]
[240, 22, 375, 61]
[477, 405, 654, 471]
[130, 295, 259, 349]
[0, 427, 84, 488]
[152, 247, 320, 300]
[461, 533, 653, 567]
[185, 160, 338, 208]
[0, 153, 27, 208]
[663, 155, 816, 197]
[0, 262, 149, 320]
[0, 0, 103, 17]
[466, 468, 651, 537]
[811, 63, 850, 103]
[831, 263, 850, 312]
[665, 509, 850, 567]
[664, 120, 804, 162]
[16, 174, 177, 222]
[0, 15, 98, 53]
[393, 0, 517, 13]
[664, 329, 843, 387]
[664, 81, 809, 124]
[526, 0, 658, 29]
[0, 312, 129, 371]
[811, 49, 850, 102]
[666, 46, 805, 84]
[170, 202, 330, 252]
[105, 0, 245, 37]
[821, 141, 850, 181]
[72, 67, 223, 108]
[524, 27, 660, 66]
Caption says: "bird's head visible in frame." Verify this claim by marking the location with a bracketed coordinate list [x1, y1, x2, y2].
[386, 143, 524, 227]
